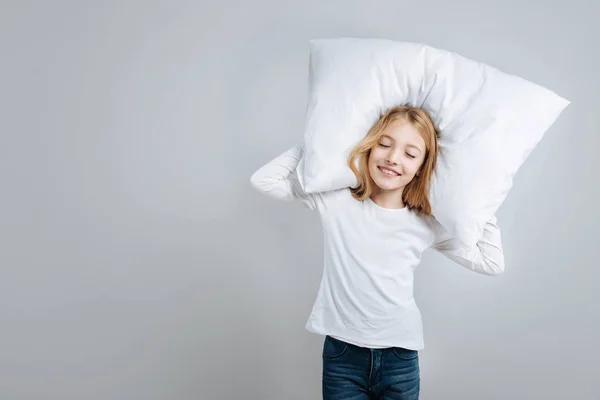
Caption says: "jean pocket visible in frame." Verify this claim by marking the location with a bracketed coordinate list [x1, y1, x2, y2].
[391, 346, 419, 361]
[322, 335, 350, 359]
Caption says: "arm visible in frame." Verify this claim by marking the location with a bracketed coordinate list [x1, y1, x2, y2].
[250, 144, 318, 210]
[430, 215, 505, 276]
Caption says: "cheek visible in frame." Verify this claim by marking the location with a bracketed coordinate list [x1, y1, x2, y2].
[371, 147, 387, 161]
[368, 150, 380, 165]
[406, 159, 423, 175]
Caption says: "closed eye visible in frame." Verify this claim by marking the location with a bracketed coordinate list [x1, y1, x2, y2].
[378, 143, 391, 148]
[406, 153, 416, 159]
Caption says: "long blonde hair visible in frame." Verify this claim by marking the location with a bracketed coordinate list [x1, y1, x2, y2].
[348, 105, 439, 216]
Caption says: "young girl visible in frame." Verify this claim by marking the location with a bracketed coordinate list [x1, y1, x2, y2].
[250, 105, 504, 400]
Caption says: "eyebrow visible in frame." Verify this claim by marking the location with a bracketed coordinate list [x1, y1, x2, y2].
[381, 135, 423, 153]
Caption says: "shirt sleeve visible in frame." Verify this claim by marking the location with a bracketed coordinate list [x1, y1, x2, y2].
[429, 215, 505, 276]
[250, 144, 319, 211]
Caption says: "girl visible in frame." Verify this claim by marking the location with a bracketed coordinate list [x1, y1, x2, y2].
[250, 105, 504, 400]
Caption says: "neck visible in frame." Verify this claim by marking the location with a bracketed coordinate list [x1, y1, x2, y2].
[369, 187, 405, 209]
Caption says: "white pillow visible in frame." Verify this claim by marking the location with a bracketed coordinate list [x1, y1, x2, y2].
[297, 38, 570, 248]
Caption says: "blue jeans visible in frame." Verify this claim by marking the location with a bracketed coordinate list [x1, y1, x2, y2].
[322, 335, 420, 400]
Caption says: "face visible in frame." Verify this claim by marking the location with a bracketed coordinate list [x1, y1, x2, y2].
[367, 118, 427, 196]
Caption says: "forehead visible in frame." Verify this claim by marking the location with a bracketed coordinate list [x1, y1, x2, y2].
[380, 119, 425, 149]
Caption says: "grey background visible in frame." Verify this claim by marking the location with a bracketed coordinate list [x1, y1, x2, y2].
[0, 1, 598, 399]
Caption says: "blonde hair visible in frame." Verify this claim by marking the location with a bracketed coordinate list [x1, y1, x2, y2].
[348, 105, 439, 216]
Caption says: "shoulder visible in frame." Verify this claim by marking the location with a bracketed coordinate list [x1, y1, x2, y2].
[309, 187, 374, 216]
[408, 211, 441, 242]
[314, 187, 356, 209]
[408, 209, 435, 227]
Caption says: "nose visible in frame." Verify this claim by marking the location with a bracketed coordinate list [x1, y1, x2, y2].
[385, 148, 401, 165]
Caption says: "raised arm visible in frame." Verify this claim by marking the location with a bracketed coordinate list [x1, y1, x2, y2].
[430, 215, 505, 276]
[250, 144, 318, 210]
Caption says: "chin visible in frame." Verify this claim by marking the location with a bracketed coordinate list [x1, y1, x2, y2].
[373, 179, 401, 191]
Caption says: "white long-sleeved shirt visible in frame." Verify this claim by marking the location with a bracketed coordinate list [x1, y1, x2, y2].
[250, 145, 505, 350]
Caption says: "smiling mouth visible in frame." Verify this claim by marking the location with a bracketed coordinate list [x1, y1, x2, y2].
[378, 166, 400, 177]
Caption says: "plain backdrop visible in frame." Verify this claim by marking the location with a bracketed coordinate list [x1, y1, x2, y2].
[1, 1, 598, 399]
